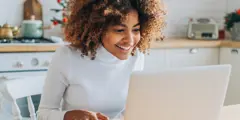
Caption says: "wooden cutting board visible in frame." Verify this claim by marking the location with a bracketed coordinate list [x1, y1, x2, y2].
[24, 0, 43, 20]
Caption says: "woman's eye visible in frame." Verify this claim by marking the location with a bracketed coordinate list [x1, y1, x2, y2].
[133, 29, 140, 32]
[114, 29, 124, 33]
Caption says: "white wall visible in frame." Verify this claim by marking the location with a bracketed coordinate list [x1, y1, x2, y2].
[163, 0, 239, 37]
[0, 0, 239, 38]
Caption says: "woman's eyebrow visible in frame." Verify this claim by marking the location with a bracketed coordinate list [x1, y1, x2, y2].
[114, 23, 140, 28]
[133, 23, 140, 27]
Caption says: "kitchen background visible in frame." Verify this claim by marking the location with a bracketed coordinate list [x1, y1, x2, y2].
[0, 0, 239, 38]
[0, 0, 240, 119]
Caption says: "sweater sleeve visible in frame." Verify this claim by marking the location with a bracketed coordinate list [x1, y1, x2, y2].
[37, 46, 70, 120]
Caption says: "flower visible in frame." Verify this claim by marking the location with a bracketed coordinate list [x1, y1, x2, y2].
[53, 21, 59, 26]
[237, 9, 240, 15]
[50, 0, 69, 27]
[57, 0, 61, 3]
[63, 17, 68, 23]
[224, 9, 240, 31]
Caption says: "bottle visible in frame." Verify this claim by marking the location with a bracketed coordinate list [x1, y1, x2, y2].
[218, 20, 225, 40]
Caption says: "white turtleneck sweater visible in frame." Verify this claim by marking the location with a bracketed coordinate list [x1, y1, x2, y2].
[37, 45, 144, 120]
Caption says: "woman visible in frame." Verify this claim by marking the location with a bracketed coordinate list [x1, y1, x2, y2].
[37, 0, 166, 120]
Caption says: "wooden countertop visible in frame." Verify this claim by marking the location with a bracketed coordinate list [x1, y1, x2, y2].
[150, 38, 240, 49]
[0, 44, 62, 52]
[150, 38, 222, 48]
[1, 38, 240, 52]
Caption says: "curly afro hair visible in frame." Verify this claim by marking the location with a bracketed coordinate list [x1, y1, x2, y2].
[65, 0, 166, 59]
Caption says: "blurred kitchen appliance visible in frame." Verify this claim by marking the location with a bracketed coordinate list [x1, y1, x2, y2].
[0, 37, 54, 44]
[0, 50, 54, 117]
[0, 36, 61, 117]
[187, 18, 219, 40]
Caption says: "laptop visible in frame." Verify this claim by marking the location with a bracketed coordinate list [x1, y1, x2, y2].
[124, 65, 231, 120]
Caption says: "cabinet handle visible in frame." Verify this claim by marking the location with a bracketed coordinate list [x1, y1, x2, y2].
[189, 48, 198, 54]
[42, 61, 50, 67]
[14, 61, 24, 68]
[231, 49, 238, 54]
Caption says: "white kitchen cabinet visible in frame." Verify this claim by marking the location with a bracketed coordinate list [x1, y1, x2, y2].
[166, 48, 219, 68]
[143, 49, 167, 72]
[220, 48, 240, 105]
[143, 48, 219, 71]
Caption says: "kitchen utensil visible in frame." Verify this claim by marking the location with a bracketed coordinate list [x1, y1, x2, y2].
[24, 0, 43, 20]
[21, 15, 43, 38]
[12, 26, 21, 37]
[21, 15, 53, 38]
[0, 23, 14, 39]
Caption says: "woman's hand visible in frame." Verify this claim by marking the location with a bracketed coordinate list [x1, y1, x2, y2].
[96, 112, 109, 120]
[64, 110, 109, 120]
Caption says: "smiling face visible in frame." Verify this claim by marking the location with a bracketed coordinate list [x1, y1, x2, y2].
[101, 9, 141, 60]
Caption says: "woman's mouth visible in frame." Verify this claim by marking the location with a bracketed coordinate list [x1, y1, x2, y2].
[115, 44, 132, 51]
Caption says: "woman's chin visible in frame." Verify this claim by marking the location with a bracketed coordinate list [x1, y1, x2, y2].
[115, 53, 132, 60]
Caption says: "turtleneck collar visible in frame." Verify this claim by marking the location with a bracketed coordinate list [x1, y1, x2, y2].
[95, 45, 128, 64]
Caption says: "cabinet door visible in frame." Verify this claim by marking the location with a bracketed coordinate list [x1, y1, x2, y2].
[143, 49, 167, 71]
[166, 48, 219, 68]
[220, 48, 240, 105]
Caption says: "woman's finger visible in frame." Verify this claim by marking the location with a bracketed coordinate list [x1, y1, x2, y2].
[97, 112, 109, 120]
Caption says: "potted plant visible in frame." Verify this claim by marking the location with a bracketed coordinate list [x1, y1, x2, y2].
[50, 0, 69, 35]
[225, 9, 240, 40]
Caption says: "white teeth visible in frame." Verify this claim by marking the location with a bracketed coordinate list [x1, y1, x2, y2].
[116, 45, 131, 50]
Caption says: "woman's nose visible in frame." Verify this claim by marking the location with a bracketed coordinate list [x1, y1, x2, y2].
[124, 32, 134, 45]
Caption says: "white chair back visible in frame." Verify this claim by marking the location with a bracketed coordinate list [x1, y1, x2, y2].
[0, 76, 45, 120]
